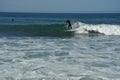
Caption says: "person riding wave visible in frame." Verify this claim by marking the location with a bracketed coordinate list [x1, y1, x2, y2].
[66, 20, 72, 29]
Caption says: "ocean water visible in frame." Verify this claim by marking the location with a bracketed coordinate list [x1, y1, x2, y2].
[0, 12, 120, 80]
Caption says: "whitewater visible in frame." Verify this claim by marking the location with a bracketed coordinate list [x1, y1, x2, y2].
[0, 36, 120, 80]
[72, 22, 120, 35]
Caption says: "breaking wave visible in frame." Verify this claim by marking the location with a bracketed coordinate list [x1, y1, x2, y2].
[0, 22, 120, 37]
[72, 22, 120, 35]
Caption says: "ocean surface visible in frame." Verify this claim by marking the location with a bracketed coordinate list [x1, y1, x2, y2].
[0, 12, 120, 80]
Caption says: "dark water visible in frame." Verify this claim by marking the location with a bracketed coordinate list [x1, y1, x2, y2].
[0, 12, 120, 25]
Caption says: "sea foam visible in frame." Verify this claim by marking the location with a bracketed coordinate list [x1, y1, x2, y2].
[72, 22, 120, 35]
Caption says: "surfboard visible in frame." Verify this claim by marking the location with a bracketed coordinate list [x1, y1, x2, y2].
[65, 29, 75, 32]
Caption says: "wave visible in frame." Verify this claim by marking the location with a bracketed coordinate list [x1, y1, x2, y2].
[72, 22, 120, 35]
[0, 22, 120, 37]
[0, 24, 74, 37]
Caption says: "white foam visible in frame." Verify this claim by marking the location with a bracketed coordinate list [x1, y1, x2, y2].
[72, 22, 120, 35]
[0, 37, 120, 80]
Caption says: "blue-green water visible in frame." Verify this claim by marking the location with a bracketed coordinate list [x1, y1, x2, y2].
[0, 12, 120, 80]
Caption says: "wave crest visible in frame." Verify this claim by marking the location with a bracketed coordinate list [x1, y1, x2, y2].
[72, 22, 120, 35]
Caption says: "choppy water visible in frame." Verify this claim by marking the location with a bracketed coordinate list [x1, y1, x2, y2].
[0, 36, 120, 80]
[0, 13, 120, 80]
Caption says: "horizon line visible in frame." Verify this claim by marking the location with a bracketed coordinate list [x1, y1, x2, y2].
[0, 11, 120, 14]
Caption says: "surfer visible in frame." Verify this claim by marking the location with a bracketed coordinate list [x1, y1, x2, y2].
[66, 20, 72, 29]
[11, 18, 14, 22]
